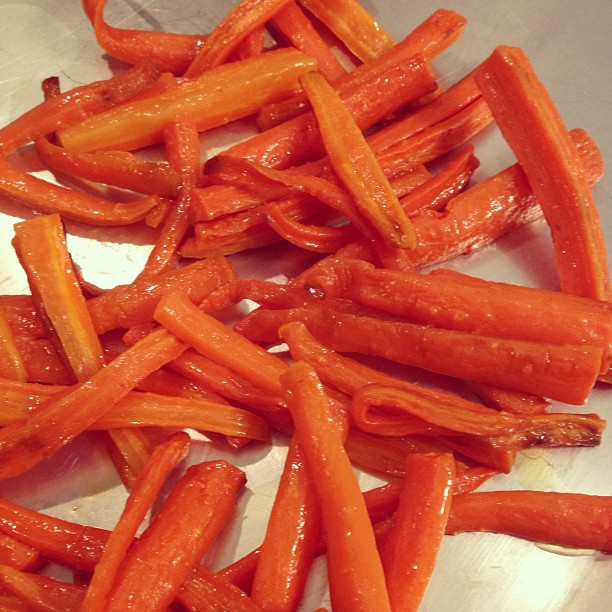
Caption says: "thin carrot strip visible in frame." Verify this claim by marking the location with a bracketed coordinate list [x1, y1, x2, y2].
[474, 46, 610, 300]
[0, 535, 40, 572]
[250, 438, 322, 611]
[0, 309, 28, 382]
[232, 26, 266, 60]
[381, 453, 455, 611]
[82, 432, 191, 611]
[185, 0, 294, 76]
[106, 460, 246, 611]
[300, 71, 416, 248]
[466, 382, 550, 416]
[84, 0, 207, 75]
[282, 361, 392, 612]
[446, 491, 612, 552]
[57, 49, 316, 153]
[0, 327, 186, 480]
[297, 0, 395, 61]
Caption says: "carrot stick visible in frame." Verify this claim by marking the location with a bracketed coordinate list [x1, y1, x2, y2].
[0, 535, 40, 572]
[106, 460, 246, 611]
[0, 62, 160, 155]
[250, 438, 322, 611]
[57, 48, 316, 153]
[466, 382, 550, 416]
[184, 0, 294, 76]
[154, 291, 287, 398]
[83, 0, 207, 75]
[446, 491, 612, 553]
[300, 71, 416, 248]
[282, 361, 392, 612]
[381, 452, 455, 611]
[0, 327, 186, 480]
[0, 309, 28, 382]
[474, 46, 610, 300]
[82, 432, 191, 611]
[297, 0, 395, 62]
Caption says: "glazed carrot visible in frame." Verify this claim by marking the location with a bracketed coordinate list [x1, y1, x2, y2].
[82, 432, 191, 611]
[245, 306, 603, 404]
[83, 0, 207, 74]
[184, 0, 294, 76]
[215, 549, 263, 593]
[0, 309, 27, 382]
[57, 48, 316, 153]
[282, 361, 392, 612]
[250, 438, 322, 611]
[106, 460, 246, 611]
[0, 158, 162, 226]
[303, 257, 612, 374]
[0, 535, 40, 572]
[446, 491, 612, 552]
[466, 382, 550, 416]
[232, 26, 266, 60]
[297, 0, 395, 61]
[154, 291, 287, 398]
[35, 136, 180, 198]
[0, 565, 85, 611]
[0, 62, 160, 155]
[0, 327, 186, 480]
[381, 453, 455, 611]
[474, 46, 610, 300]
[300, 71, 416, 248]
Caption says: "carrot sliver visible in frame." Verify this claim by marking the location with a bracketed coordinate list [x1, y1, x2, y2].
[0, 309, 28, 382]
[474, 46, 610, 300]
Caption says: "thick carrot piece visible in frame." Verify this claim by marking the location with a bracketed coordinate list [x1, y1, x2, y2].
[297, 0, 395, 61]
[0, 328, 186, 480]
[83, 0, 207, 75]
[282, 361, 392, 612]
[185, 0, 294, 76]
[82, 432, 191, 611]
[57, 48, 316, 153]
[446, 491, 612, 553]
[250, 438, 322, 611]
[474, 46, 610, 300]
[300, 71, 416, 249]
[106, 460, 246, 611]
[154, 290, 287, 398]
[382, 453, 455, 611]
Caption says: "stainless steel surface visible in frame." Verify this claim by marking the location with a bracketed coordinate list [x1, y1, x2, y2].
[0, 1, 610, 610]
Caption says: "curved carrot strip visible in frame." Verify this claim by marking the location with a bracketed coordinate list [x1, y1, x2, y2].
[106, 460, 246, 611]
[381, 453, 455, 611]
[446, 491, 612, 553]
[282, 361, 392, 612]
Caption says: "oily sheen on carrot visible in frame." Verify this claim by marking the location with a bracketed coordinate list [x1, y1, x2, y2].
[282, 361, 392, 612]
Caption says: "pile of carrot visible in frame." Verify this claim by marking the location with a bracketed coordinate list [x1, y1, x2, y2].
[0, 0, 610, 610]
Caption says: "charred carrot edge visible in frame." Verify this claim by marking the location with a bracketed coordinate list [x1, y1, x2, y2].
[381, 453, 455, 611]
[185, 0, 294, 76]
[300, 70, 416, 248]
[0, 565, 85, 611]
[154, 290, 287, 398]
[474, 46, 610, 300]
[282, 361, 392, 612]
[35, 137, 180, 198]
[297, 0, 395, 61]
[84, 0, 207, 74]
[0, 62, 160, 155]
[251, 438, 322, 611]
[0, 328, 186, 481]
[57, 48, 316, 153]
[446, 491, 612, 552]
[0, 535, 41, 572]
[82, 432, 191, 611]
[106, 460, 246, 611]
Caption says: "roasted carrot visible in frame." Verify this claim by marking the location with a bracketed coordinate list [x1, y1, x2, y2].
[474, 46, 610, 300]
[466, 382, 550, 416]
[0, 535, 40, 572]
[282, 361, 392, 612]
[184, 0, 294, 76]
[0, 309, 28, 382]
[446, 491, 612, 553]
[106, 460, 246, 611]
[381, 452, 455, 611]
[82, 432, 191, 611]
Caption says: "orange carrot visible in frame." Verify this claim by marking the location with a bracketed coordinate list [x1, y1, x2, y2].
[381, 452, 455, 611]
[474, 46, 610, 300]
[106, 460, 246, 611]
[0, 309, 28, 382]
[282, 361, 392, 612]
[184, 0, 294, 76]
[0, 535, 40, 572]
